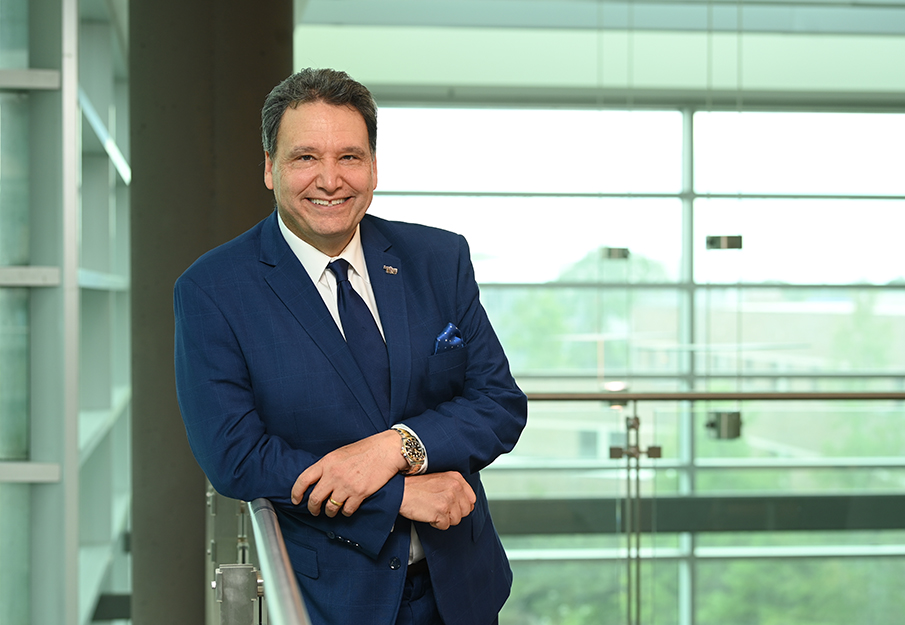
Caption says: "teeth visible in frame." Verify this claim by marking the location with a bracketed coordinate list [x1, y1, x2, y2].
[310, 198, 346, 206]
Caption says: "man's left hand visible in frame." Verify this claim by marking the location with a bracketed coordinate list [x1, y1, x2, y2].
[291, 429, 408, 517]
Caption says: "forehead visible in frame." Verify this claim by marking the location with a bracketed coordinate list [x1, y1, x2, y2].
[275, 101, 369, 152]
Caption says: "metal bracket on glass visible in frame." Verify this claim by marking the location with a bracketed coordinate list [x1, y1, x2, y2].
[706, 410, 743, 439]
[705, 235, 743, 250]
[603, 246, 631, 259]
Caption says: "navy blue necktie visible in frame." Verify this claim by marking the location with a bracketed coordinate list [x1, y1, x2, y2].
[327, 259, 390, 419]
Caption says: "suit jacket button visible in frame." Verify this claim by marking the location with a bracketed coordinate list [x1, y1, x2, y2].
[389, 557, 402, 570]
[327, 531, 336, 540]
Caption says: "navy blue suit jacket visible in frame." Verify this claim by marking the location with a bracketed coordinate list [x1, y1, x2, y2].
[174, 212, 527, 625]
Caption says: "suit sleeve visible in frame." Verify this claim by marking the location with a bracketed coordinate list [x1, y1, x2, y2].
[174, 274, 403, 558]
[398, 234, 528, 475]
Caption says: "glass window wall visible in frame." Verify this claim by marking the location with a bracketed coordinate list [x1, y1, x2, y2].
[371, 104, 905, 625]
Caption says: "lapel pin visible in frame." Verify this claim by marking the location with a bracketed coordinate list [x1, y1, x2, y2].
[383, 265, 398, 275]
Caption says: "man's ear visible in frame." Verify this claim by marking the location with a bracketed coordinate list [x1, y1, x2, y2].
[264, 152, 274, 190]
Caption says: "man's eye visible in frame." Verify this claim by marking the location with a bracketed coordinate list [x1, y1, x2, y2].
[299, 155, 314, 161]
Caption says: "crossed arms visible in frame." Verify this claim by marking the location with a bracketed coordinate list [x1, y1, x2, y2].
[292, 429, 476, 530]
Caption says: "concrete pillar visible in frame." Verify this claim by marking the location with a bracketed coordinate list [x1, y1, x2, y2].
[129, 2, 292, 622]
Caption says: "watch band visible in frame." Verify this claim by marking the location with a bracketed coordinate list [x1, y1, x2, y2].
[391, 426, 426, 475]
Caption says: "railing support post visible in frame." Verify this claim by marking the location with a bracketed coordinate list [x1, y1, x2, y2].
[214, 564, 263, 625]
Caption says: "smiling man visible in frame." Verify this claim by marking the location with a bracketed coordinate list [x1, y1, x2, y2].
[264, 100, 376, 257]
[174, 69, 527, 625]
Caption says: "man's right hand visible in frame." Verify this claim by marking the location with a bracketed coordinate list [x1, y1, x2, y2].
[291, 430, 407, 517]
[399, 472, 476, 530]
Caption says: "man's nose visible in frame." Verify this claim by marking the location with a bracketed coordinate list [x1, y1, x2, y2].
[316, 161, 342, 193]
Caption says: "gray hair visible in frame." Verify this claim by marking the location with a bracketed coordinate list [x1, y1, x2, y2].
[261, 68, 377, 156]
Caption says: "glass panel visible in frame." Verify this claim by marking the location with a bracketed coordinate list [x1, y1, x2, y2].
[0, 483, 30, 623]
[694, 288, 905, 376]
[694, 199, 905, 285]
[370, 195, 682, 284]
[695, 401, 905, 493]
[698, 530, 905, 548]
[696, 557, 905, 625]
[0, 0, 28, 69]
[697, 467, 905, 494]
[0, 92, 30, 265]
[0, 288, 28, 459]
[484, 400, 678, 499]
[501, 554, 677, 625]
[693, 376, 905, 393]
[376, 108, 682, 194]
[694, 112, 905, 196]
[696, 401, 905, 460]
[474, 286, 682, 380]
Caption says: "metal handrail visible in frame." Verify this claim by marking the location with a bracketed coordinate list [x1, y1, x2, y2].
[526, 391, 905, 401]
[248, 498, 311, 625]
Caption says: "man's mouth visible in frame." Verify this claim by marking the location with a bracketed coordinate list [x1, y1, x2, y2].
[309, 198, 348, 207]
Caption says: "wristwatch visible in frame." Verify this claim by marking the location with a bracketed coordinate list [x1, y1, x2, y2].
[391, 426, 426, 475]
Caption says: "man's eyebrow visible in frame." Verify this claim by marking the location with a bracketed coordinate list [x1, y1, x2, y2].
[282, 145, 369, 158]
[338, 146, 369, 157]
[284, 146, 316, 158]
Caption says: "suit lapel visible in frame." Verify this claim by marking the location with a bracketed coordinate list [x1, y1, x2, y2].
[259, 213, 387, 432]
[361, 217, 412, 424]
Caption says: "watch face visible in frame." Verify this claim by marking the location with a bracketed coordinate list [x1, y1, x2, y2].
[403, 438, 426, 462]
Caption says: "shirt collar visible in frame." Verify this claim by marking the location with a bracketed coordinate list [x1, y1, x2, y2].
[277, 212, 368, 284]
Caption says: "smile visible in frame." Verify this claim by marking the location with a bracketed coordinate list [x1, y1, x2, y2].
[309, 198, 348, 206]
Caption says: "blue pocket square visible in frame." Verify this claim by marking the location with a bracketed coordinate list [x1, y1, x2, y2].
[434, 322, 465, 354]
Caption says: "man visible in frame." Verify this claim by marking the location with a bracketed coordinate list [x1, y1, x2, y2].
[174, 68, 527, 625]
